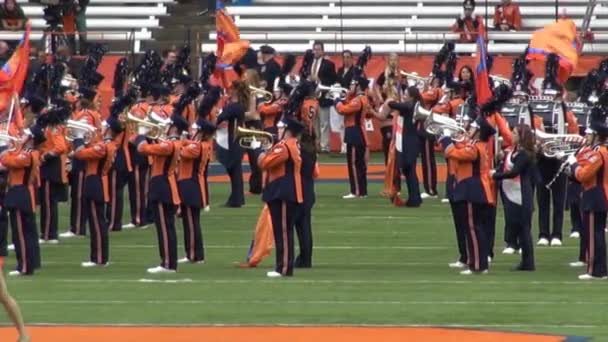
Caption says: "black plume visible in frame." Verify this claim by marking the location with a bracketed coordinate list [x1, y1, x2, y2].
[281, 54, 296, 76]
[445, 51, 457, 82]
[578, 69, 600, 104]
[432, 42, 455, 76]
[356, 46, 372, 70]
[199, 53, 217, 89]
[542, 53, 562, 94]
[112, 58, 130, 98]
[300, 49, 314, 79]
[176, 44, 192, 75]
[481, 84, 513, 116]
[197, 86, 221, 119]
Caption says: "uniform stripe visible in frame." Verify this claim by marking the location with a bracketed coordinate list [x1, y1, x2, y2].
[281, 201, 288, 275]
[424, 139, 432, 191]
[76, 171, 84, 235]
[144, 170, 150, 215]
[110, 171, 117, 228]
[351, 147, 360, 196]
[44, 180, 51, 240]
[90, 201, 103, 265]
[158, 203, 170, 269]
[187, 207, 195, 260]
[588, 213, 595, 275]
[16, 211, 27, 274]
[467, 203, 480, 271]
[134, 168, 141, 225]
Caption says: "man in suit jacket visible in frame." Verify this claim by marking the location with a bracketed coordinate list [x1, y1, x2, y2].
[309, 41, 336, 152]
[260, 45, 281, 93]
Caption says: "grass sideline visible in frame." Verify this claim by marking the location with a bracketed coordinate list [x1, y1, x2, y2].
[0, 158, 605, 340]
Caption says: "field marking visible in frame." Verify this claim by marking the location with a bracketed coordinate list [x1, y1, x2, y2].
[17, 299, 608, 306]
[40, 261, 522, 266]
[40, 244, 581, 250]
[11, 323, 600, 329]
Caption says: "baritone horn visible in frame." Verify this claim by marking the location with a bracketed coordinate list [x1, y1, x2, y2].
[66, 119, 97, 143]
[401, 71, 428, 89]
[316, 84, 348, 100]
[126, 113, 167, 140]
[415, 104, 466, 141]
[535, 130, 585, 159]
[236, 126, 274, 150]
[249, 86, 273, 103]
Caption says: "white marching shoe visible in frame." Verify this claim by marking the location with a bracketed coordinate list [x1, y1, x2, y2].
[550, 238, 562, 247]
[569, 261, 586, 267]
[81, 261, 109, 268]
[537, 238, 550, 246]
[441, 198, 450, 204]
[342, 193, 358, 199]
[460, 269, 488, 275]
[59, 231, 76, 238]
[178, 258, 190, 264]
[122, 223, 136, 230]
[7, 244, 14, 251]
[266, 271, 282, 278]
[146, 266, 176, 274]
[569, 231, 580, 239]
[578, 274, 608, 280]
[502, 247, 516, 255]
[8, 270, 23, 276]
[448, 261, 466, 268]
[420, 193, 438, 199]
[204, 206, 210, 212]
[46, 239, 59, 245]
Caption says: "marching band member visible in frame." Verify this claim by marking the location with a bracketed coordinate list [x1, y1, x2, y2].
[491, 124, 536, 271]
[376, 80, 403, 205]
[567, 107, 608, 280]
[418, 75, 445, 199]
[336, 71, 371, 199]
[72, 103, 123, 268]
[493, 0, 522, 32]
[171, 75, 197, 124]
[439, 115, 496, 275]
[135, 111, 184, 274]
[383, 86, 423, 207]
[243, 69, 265, 195]
[150, 84, 174, 120]
[216, 81, 249, 208]
[1, 118, 44, 276]
[38, 101, 69, 244]
[452, 0, 483, 43]
[255, 117, 305, 278]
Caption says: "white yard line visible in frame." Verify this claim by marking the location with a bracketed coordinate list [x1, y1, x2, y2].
[41, 244, 580, 250]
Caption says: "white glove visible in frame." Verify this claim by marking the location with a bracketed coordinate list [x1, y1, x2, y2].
[442, 128, 452, 138]
[138, 126, 151, 136]
[566, 154, 577, 166]
[250, 138, 262, 150]
[74, 129, 85, 139]
[554, 151, 566, 160]
[489, 169, 497, 177]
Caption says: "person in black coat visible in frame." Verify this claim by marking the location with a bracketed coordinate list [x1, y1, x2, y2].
[492, 124, 536, 271]
[309, 41, 336, 152]
[336, 50, 355, 88]
[381, 85, 422, 207]
[260, 45, 281, 93]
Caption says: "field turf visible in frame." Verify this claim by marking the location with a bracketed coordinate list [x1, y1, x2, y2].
[1, 157, 607, 340]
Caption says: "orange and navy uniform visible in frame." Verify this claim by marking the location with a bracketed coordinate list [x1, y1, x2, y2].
[421, 87, 443, 110]
[432, 98, 465, 119]
[150, 102, 174, 120]
[571, 144, 608, 277]
[533, 111, 579, 134]
[486, 111, 514, 165]
[73, 136, 116, 265]
[337, 94, 370, 197]
[298, 98, 319, 138]
[106, 129, 133, 231]
[493, 1, 522, 31]
[258, 98, 287, 136]
[125, 101, 152, 227]
[452, 15, 484, 43]
[171, 94, 196, 124]
[1, 145, 41, 275]
[136, 136, 180, 270]
[38, 124, 69, 241]
[258, 137, 303, 276]
[175, 139, 211, 262]
[444, 141, 468, 264]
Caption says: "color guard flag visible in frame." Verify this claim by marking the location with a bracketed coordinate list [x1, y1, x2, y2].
[214, 0, 250, 88]
[474, 17, 492, 106]
[0, 23, 31, 95]
[527, 19, 580, 84]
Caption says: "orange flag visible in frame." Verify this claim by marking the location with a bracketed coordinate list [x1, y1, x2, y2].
[0, 23, 31, 95]
[527, 19, 579, 84]
[244, 205, 274, 267]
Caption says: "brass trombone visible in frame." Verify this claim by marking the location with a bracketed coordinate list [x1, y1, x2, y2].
[236, 126, 274, 150]
[249, 86, 273, 103]
[415, 103, 466, 141]
[66, 119, 97, 144]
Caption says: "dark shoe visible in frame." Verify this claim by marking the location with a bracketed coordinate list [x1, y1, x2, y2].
[405, 201, 421, 208]
[222, 203, 242, 208]
[512, 264, 535, 271]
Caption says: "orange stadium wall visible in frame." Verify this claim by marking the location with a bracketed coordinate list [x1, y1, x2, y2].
[97, 54, 604, 152]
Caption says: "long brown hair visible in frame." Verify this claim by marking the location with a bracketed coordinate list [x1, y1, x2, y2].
[516, 123, 536, 160]
[231, 80, 251, 109]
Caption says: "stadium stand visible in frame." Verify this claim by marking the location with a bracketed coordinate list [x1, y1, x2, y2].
[203, 0, 608, 53]
[0, 0, 172, 52]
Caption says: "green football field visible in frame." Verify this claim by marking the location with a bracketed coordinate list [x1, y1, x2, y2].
[2, 162, 608, 340]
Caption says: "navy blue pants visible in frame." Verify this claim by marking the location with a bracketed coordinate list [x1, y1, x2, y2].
[537, 172, 566, 240]
[69, 170, 87, 236]
[503, 199, 535, 269]
[180, 205, 205, 262]
[224, 161, 244, 207]
[294, 204, 313, 268]
[0, 206, 8, 257]
[268, 200, 296, 276]
[380, 126, 392, 164]
[398, 151, 421, 206]
[501, 190, 519, 249]
[570, 201, 583, 234]
[582, 211, 607, 277]
[106, 169, 129, 231]
[9, 209, 40, 275]
[346, 144, 367, 197]
[40, 179, 60, 240]
[449, 201, 467, 264]
[453, 201, 490, 272]
[128, 164, 150, 226]
[419, 135, 437, 196]
[152, 201, 178, 270]
[85, 199, 109, 265]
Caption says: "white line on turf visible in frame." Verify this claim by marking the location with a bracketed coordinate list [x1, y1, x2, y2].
[17, 323, 600, 329]
[44, 245, 456, 250]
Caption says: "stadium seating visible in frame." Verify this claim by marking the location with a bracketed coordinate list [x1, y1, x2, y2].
[2, 0, 172, 52]
[203, 0, 607, 53]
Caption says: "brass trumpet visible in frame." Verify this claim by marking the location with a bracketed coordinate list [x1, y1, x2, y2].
[415, 104, 466, 141]
[249, 86, 273, 103]
[316, 84, 348, 100]
[535, 130, 586, 159]
[401, 71, 428, 89]
[127, 113, 168, 140]
[66, 119, 97, 143]
[236, 126, 274, 150]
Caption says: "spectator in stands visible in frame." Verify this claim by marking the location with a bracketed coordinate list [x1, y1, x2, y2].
[309, 41, 336, 153]
[57, 45, 83, 78]
[74, 0, 89, 55]
[0, 41, 10, 65]
[259, 45, 280, 93]
[334, 49, 355, 154]
[162, 49, 177, 71]
[494, 0, 522, 32]
[451, 0, 483, 43]
[0, 0, 26, 31]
